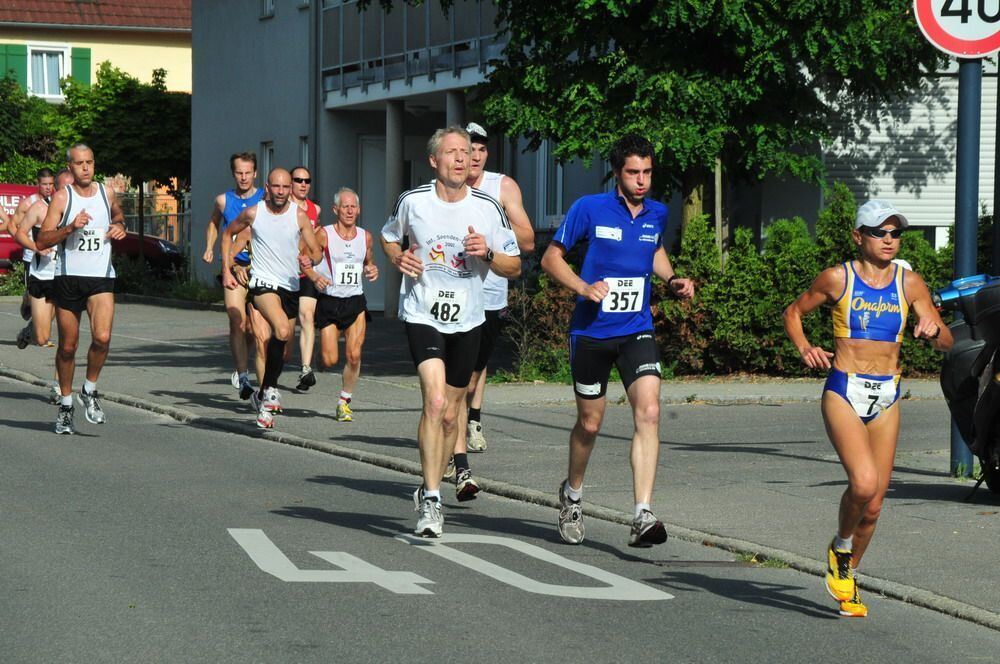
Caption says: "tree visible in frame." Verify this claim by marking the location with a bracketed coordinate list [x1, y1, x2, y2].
[470, 1, 946, 224]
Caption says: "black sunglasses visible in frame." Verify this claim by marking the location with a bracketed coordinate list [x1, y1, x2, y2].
[862, 227, 903, 239]
[292, 177, 311, 184]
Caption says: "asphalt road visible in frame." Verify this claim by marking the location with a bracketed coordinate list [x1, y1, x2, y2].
[2, 377, 998, 663]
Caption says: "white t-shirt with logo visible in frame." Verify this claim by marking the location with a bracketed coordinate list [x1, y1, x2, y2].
[381, 183, 519, 334]
[476, 171, 512, 311]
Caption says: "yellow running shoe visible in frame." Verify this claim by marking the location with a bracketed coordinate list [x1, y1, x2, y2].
[336, 401, 353, 422]
[839, 585, 868, 617]
[825, 541, 855, 601]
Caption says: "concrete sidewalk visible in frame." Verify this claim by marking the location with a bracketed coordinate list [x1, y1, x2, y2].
[1, 297, 998, 630]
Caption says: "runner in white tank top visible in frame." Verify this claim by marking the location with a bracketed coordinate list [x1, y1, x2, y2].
[37, 145, 127, 435]
[439, 123, 536, 497]
[11, 170, 56, 325]
[221, 168, 323, 430]
[301, 187, 379, 422]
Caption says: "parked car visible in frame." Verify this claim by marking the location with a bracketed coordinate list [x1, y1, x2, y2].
[0, 183, 183, 275]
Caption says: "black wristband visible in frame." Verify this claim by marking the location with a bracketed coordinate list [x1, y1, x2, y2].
[666, 274, 678, 287]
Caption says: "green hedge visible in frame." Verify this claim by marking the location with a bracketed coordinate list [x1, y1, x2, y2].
[501, 183, 970, 381]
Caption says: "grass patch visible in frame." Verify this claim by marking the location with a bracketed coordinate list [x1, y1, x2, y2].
[735, 551, 790, 568]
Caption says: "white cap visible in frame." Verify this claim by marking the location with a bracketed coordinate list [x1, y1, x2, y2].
[465, 122, 488, 143]
[856, 199, 908, 229]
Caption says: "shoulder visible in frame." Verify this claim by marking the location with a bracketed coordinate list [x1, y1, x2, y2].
[215, 192, 228, 208]
[498, 174, 523, 199]
[393, 183, 433, 214]
[51, 188, 70, 207]
[644, 197, 668, 217]
[16, 196, 34, 212]
[902, 267, 929, 295]
[815, 264, 848, 293]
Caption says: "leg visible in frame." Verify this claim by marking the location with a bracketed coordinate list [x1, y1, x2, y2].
[851, 404, 901, 567]
[569, 395, 607, 491]
[626, 375, 662, 505]
[30, 296, 56, 346]
[318, 324, 341, 369]
[416, 359, 451, 493]
[249, 303, 270, 384]
[341, 312, 367, 394]
[822, 392, 880, 542]
[223, 283, 249, 374]
[298, 296, 317, 368]
[284, 317, 297, 362]
[84, 293, 115, 383]
[252, 293, 293, 394]
[55, 307, 82, 396]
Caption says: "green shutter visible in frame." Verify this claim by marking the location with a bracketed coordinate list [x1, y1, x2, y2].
[70, 47, 91, 86]
[1, 44, 28, 90]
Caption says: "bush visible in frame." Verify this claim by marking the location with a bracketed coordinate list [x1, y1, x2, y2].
[0, 260, 26, 296]
[112, 254, 221, 303]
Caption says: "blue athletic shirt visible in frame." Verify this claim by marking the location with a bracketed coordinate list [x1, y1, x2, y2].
[552, 190, 669, 339]
[223, 188, 265, 265]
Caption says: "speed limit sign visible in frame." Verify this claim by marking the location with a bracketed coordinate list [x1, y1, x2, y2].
[915, 0, 1000, 57]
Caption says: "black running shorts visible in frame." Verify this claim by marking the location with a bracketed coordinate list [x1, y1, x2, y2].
[405, 322, 482, 388]
[473, 308, 506, 372]
[298, 276, 319, 300]
[27, 276, 56, 301]
[315, 293, 369, 331]
[53, 276, 115, 314]
[250, 286, 300, 320]
[569, 330, 662, 399]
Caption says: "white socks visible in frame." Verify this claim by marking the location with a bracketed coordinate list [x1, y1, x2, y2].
[834, 534, 853, 552]
[83, 380, 97, 395]
[564, 483, 583, 502]
[634, 503, 651, 519]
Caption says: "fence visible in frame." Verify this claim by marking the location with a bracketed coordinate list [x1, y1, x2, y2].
[117, 191, 192, 255]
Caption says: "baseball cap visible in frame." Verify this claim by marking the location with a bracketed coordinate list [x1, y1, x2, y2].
[855, 199, 908, 229]
[465, 122, 488, 144]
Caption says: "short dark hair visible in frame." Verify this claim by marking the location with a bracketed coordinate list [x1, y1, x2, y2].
[609, 134, 655, 171]
[36, 167, 55, 180]
[230, 151, 257, 172]
[290, 165, 310, 177]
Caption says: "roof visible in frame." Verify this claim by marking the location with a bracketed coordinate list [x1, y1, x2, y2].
[0, 1, 190, 32]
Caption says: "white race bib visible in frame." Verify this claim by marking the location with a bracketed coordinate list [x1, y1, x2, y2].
[334, 262, 362, 287]
[845, 374, 897, 418]
[248, 275, 277, 291]
[76, 230, 103, 253]
[427, 287, 467, 324]
[602, 277, 644, 313]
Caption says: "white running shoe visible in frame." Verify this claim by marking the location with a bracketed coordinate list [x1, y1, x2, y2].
[230, 371, 240, 390]
[628, 509, 668, 548]
[455, 468, 480, 502]
[467, 420, 487, 452]
[414, 496, 443, 537]
[238, 374, 254, 401]
[557, 479, 585, 544]
[54, 405, 75, 435]
[263, 387, 282, 413]
[77, 389, 106, 424]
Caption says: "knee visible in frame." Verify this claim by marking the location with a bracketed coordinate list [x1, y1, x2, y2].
[861, 499, 883, 526]
[576, 414, 603, 440]
[57, 339, 77, 359]
[320, 348, 339, 369]
[34, 329, 50, 347]
[227, 310, 244, 331]
[274, 323, 292, 342]
[423, 393, 447, 421]
[345, 348, 361, 367]
[91, 330, 111, 349]
[635, 401, 659, 428]
[848, 473, 879, 505]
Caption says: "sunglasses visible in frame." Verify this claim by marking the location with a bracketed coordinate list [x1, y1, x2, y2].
[292, 177, 311, 184]
[862, 227, 903, 239]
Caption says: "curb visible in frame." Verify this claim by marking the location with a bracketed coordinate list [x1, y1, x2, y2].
[114, 293, 227, 312]
[0, 365, 989, 630]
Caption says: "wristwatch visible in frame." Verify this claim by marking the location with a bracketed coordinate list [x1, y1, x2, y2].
[485, 249, 494, 263]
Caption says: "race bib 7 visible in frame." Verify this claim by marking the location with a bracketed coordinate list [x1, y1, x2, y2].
[845, 375, 897, 418]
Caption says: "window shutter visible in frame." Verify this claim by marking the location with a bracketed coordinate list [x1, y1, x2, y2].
[70, 47, 91, 86]
[1, 44, 28, 90]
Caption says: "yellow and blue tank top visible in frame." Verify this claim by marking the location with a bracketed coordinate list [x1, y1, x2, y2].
[832, 262, 908, 342]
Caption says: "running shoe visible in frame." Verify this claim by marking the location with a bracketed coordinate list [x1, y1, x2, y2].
[443, 455, 456, 480]
[15, 324, 31, 350]
[77, 389, 106, 424]
[54, 405, 75, 435]
[825, 541, 855, 602]
[455, 468, 480, 502]
[414, 495, 443, 537]
[336, 401, 353, 422]
[230, 371, 240, 390]
[839, 585, 868, 617]
[557, 479, 585, 544]
[238, 374, 254, 401]
[19, 297, 30, 321]
[628, 509, 668, 547]
[48, 385, 61, 405]
[255, 405, 274, 429]
[263, 387, 282, 413]
[467, 420, 487, 452]
[297, 366, 316, 390]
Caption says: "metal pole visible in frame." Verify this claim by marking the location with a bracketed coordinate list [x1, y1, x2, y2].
[995, 66, 1000, 275]
[951, 58, 981, 477]
[384, 100, 405, 319]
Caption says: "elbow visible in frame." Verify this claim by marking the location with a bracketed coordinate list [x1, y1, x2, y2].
[519, 240, 535, 255]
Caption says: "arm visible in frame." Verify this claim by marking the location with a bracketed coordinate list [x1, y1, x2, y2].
[37, 189, 80, 251]
[299, 228, 331, 290]
[203, 194, 225, 264]
[1, 208, 11, 236]
[500, 177, 535, 254]
[298, 209, 323, 263]
[221, 208, 254, 289]
[14, 205, 47, 254]
[463, 224, 520, 279]
[363, 230, 379, 281]
[104, 187, 127, 240]
[540, 240, 608, 303]
[782, 266, 841, 370]
[906, 271, 954, 352]
[652, 246, 694, 299]
[10, 198, 32, 234]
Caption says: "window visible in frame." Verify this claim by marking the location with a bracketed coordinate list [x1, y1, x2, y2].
[261, 141, 274, 179]
[299, 136, 309, 169]
[27, 44, 70, 99]
[260, 0, 275, 19]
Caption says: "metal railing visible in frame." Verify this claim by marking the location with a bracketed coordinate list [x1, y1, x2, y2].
[116, 192, 192, 253]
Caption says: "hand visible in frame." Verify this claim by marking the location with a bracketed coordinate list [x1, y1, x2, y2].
[668, 276, 695, 300]
[463, 225, 488, 258]
[106, 223, 126, 241]
[311, 273, 332, 290]
[582, 280, 609, 303]
[232, 264, 250, 287]
[71, 210, 91, 230]
[202, 248, 214, 264]
[37, 246, 54, 257]
[298, 253, 313, 271]
[364, 263, 379, 281]
[222, 270, 239, 290]
[914, 316, 941, 341]
[395, 244, 423, 278]
[800, 345, 834, 370]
